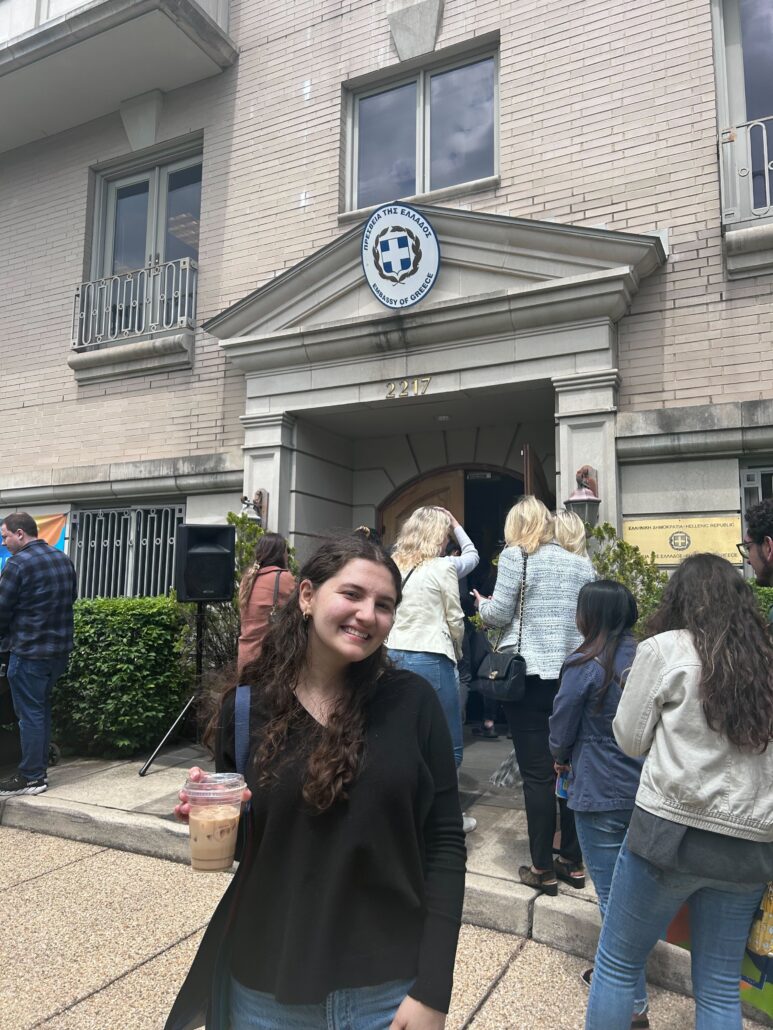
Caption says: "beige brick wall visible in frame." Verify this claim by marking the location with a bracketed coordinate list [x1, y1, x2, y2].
[1, 0, 771, 488]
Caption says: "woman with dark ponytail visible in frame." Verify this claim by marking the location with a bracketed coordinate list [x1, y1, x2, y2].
[169, 534, 466, 1030]
[586, 554, 773, 1030]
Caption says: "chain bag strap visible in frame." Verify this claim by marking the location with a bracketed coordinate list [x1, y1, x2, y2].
[476, 547, 529, 703]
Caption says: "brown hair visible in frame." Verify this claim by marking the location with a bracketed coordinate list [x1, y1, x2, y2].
[207, 535, 402, 811]
[645, 553, 773, 752]
[237, 533, 290, 609]
[1, 512, 38, 537]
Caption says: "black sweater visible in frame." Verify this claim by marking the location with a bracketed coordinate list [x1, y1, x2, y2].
[216, 667, 466, 1013]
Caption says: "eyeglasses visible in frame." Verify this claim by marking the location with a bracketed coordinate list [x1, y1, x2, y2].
[736, 540, 752, 560]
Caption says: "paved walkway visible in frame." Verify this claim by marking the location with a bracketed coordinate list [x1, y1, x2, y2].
[1, 730, 770, 1027]
[2, 826, 761, 1030]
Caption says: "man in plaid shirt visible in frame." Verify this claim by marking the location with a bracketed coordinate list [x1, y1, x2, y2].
[0, 512, 77, 796]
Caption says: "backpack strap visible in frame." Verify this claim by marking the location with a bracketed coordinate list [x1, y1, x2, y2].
[234, 684, 251, 776]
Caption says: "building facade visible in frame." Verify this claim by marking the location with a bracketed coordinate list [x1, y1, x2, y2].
[1, 0, 771, 591]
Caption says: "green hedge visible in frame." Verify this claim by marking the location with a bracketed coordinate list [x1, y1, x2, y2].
[52, 596, 192, 757]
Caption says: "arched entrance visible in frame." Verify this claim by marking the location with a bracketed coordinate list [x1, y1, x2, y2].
[378, 464, 526, 589]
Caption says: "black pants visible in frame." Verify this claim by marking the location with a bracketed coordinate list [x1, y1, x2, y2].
[503, 675, 582, 870]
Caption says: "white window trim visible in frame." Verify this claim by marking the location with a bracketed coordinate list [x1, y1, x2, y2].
[345, 48, 499, 212]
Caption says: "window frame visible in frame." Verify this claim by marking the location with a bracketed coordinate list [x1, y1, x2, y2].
[346, 48, 499, 213]
[94, 153, 203, 281]
[712, 0, 773, 227]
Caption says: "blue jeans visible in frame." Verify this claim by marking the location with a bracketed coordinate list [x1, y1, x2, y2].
[585, 839, 766, 1030]
[230, 977, 413, 1029]
[574, 810, 647, 1016]
[388, 650, 463, 768]
[8, 653, 69, 781]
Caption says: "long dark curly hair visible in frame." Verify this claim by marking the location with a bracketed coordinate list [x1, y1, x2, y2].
[645, 553, 773, 752]
[207, 534, 402, 812]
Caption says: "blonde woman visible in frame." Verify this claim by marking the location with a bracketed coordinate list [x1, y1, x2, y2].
[473, 496, 594, 894]
[387, 506, 466, 773]
[553, 509, 589, 557]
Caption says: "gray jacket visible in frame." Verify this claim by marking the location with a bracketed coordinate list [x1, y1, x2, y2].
[478, 542, 595, 680]
[614, 630, 773, 842]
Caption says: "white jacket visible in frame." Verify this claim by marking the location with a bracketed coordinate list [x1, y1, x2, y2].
[614, 630, 773, 842]
[386, 558, 464, 664]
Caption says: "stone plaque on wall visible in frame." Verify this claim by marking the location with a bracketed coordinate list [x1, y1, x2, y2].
[622, 515, 742, 565]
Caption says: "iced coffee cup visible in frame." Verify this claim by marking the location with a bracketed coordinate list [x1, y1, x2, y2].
[184, 772, 245, 872]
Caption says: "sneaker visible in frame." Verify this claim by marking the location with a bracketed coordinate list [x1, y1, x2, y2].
[580, 966, 593, 989]
[630, 1013, 650, 1029]
[462, 815, 477, 833]
[0, 773, 47, 796]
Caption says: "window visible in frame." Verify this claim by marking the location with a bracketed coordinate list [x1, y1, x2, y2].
[71, 505, 184, 599]
[350, 54, 497, 210]
[716, 0, 773, 223]
[73, 155, 202, 350]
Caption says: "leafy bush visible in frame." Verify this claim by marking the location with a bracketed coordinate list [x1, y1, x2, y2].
[750, 583, 773, 622]
[588, 522, 668, 629]
[52, 596, 191, 756]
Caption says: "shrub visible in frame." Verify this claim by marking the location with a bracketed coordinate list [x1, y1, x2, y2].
[588, 522, 669, 629]
[750, 583, 773, 623]
[52, 596, 191, 756]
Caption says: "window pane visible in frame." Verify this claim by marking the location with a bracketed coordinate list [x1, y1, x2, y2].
[429, 58, 495, 192]
[112, 181, 149, 275]
[164, 164, 202, 263]
[740, 0, 773, 120]
[357, 82, 417, 208]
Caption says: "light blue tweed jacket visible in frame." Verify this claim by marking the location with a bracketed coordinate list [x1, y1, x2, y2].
[478, 542, 595, 680]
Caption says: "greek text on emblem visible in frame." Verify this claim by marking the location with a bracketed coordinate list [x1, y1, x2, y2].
[372, 226, 422, 284]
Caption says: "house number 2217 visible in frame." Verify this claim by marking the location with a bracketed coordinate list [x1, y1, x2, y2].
[386, 377, 431, 398]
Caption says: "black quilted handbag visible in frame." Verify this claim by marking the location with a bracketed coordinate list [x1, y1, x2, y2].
[476, 548, 528, 703]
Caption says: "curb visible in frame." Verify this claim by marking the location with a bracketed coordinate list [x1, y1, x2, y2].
[3, 795, 772, 1026]
[0, 794, 190, 863]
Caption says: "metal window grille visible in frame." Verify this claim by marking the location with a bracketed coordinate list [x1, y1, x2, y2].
[71, 505, 185, 599]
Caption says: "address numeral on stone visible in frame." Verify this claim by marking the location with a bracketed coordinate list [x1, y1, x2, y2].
[385, 376, 431, 398]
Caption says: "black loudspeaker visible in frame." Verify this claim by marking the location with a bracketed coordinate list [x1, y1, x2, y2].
[174, 524, 236, 602]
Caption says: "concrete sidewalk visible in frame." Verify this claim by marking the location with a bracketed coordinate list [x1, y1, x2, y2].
[1, 731, 770, 1027]
[3, 826, 745, 1030]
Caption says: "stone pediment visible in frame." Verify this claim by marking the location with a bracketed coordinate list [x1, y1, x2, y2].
[205, 206, 666, 373]
[205, 206, 666, 341]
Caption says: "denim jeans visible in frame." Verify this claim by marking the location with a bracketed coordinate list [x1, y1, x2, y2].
[574, 810, 647, 1016]
[388, 650, 463, 768]
[585, 839, 766, 1030]
[230, 976, 413, 1029]
[8, 653, 69, 781]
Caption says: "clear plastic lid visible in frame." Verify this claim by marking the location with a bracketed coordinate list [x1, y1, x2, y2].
[184, 772, 245, 805]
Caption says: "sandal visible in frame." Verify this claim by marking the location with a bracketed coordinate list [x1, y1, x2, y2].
[554, 858, 586, 889]
[519, 865, 558, 896]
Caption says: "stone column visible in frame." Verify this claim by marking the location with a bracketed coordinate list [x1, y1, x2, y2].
[553, 370, 620, 529]
[240, 412, 296, 534]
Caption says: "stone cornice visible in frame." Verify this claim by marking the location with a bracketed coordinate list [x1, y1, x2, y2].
[220, 267, 640, 374]
[0, 454, 242, 506]
[552, 370, 621, 393]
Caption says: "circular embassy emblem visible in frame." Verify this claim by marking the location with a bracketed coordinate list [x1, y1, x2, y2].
[669, 530, 691, 551]
[361, 204, 440, 310]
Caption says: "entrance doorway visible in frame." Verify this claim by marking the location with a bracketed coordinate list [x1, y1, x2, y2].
[379, 465, 525, 590]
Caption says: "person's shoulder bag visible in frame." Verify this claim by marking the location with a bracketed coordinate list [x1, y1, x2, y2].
[475, 547, 528, 703]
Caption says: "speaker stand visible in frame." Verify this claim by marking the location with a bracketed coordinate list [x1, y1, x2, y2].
[139, 601, 207, 777]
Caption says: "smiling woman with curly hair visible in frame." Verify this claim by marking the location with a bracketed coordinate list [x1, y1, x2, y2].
[168, 534, 466, 1030]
